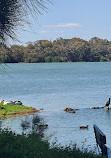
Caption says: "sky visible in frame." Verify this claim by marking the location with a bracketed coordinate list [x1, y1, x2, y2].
[12, 0, 111, 45]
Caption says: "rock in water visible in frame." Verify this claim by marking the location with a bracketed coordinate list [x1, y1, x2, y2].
[64, 107, 75, 113]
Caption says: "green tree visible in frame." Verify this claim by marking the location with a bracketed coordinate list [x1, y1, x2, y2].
[10, 45, 25, 62]
[0, 44, 14, 63]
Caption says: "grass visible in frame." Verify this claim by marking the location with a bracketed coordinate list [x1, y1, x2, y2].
[0, 130, 102, 158]
[0, 103, 38, 117]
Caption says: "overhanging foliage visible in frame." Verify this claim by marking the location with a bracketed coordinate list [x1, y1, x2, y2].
[0, 0, 50, 42]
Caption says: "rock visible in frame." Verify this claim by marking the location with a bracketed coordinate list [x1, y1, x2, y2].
[3, 100, 22, 105]
[69, 111, 75, 113]
[3, 101, 15, 105]
[40, 108, 43, 110]
[0, 99, 4, 103]
[64, 107, 75, 113]
[14, 101, 22, 105]
[64, 107, 68, 111]
[64, 107, 74, 112]
[2, 100, 23, 105]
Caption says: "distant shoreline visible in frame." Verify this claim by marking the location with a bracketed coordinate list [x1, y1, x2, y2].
[0, 37, 110, 63]
[2, 61, 111, 64]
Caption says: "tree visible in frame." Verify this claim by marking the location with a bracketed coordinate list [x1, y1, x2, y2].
[0, 43, 14, 63]
[0, 0, 51, 43]
[10, 45, 25, 62]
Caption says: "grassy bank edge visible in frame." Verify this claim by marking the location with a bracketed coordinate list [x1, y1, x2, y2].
[0, 103, 39, 118]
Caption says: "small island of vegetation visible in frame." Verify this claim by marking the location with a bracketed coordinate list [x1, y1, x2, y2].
[0, 103, 38, 118]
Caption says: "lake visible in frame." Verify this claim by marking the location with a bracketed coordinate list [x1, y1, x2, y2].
[0, 62, 111, 152]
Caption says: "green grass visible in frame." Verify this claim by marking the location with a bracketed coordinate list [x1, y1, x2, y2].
[0, 130, 102, 158]
[0, 103, 36, 117]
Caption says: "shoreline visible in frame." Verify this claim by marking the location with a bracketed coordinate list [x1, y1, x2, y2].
[0, 108, 39, 118]
[0, 103, 39, 118]
[2, 61, 111, 64]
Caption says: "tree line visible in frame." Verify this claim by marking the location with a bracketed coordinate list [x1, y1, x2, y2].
[1, 37, 111, 63]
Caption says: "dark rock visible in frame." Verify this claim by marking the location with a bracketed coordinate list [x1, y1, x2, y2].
[64, 107, 76, 113]
[69, 111, 75, 113]
[40, 108, 43, 110]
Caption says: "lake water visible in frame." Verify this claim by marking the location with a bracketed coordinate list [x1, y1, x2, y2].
[0, 62, 111, 152]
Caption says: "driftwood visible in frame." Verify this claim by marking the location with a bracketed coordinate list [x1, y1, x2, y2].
[90, 106, 104, 109]
[80, 125, 89, 129]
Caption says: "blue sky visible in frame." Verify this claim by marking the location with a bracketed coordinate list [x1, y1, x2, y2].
[13, 0, 111, 45]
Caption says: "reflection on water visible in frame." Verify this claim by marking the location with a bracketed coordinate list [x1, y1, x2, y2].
[0, 62, 111, 152]
[1, 114, 48, 136]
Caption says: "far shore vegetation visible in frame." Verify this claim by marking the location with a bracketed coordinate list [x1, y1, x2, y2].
[0, 37, 111, 63]
[0, 103, 38, 118]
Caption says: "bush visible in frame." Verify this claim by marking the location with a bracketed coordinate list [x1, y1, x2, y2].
[0, 129, 102, 158]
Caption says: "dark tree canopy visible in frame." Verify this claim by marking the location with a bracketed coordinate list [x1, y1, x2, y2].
[0, 37, 111, 63]
[0, 0, 50, 43]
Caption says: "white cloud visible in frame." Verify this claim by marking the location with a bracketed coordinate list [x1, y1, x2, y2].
[54, 30, 64, 33]
[40, 30, 47, 34]
[44, 23, 81, 28]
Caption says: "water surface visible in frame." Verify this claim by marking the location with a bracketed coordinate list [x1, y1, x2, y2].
[0, 62, 111, 151]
